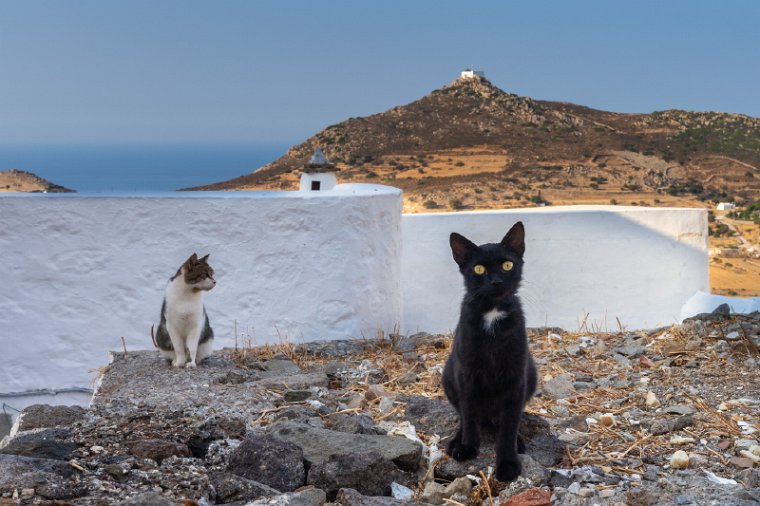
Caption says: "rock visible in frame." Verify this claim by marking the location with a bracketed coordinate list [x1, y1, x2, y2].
[114, 492, 179, 505]
[578, 487, 595, 497]
[255, 372, 328, 390]
[324, 413, 378, 434]
[335, 487, 428, 505]
[645, 391, 661, 408]
[421, 481, 446, 504]
[272, 406, 323, 425]
[208, 471, 281, 502]
[670, 450, 690, 469]
[283, 390, 314, 402]
[227, 433, 305, 492]
[11, 404, 86, 434]
[599, 488, 616, 498]
[542, 374, 574, 399]
[0, 427, 78, 461]
[127, 438, 191, 464]
[391, 481, 415, 501]
[689, 453, 708, 467]
[663, 404, 696, 416]
[445, 476, 472, 497]
[731, 457, 755, 469]
[519, 454, 549, 485]
[104, 463, 129, 481]
[268, 421, 422, 471]
[378, 397, 395, 414]
[650, 415, 695, 435]
[614, 345, 646, 358]
[306, 450, 404, 500]
[0, 454, 83, 499]
[238, 487, 327, 506]
[501, 487, 552, 506]
[400, 395, 458, 436]
[567, 482, 581, 494]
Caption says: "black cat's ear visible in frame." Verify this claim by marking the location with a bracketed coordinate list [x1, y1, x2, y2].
[450, 232, 479, 267]
[501, 222, 525, 257]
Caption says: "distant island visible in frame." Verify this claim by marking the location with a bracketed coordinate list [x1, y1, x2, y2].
[0, 169, 75, 193]
[190, 72, 760, 212]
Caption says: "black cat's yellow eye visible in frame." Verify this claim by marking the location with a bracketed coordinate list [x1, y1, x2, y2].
[473, 264, 486, 275]
[502, 261, 514, 271]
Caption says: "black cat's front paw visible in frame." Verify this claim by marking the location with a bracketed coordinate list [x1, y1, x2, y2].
[495, 457, 522, 482]
[447, 437, 479, 461]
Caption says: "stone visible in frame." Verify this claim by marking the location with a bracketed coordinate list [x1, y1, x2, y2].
[127, 439, 191, 464]
[283, 390, 314, 402]
[578, 487, 595, 497]
[670, 450, 690, 469]
[421, 481, 446, 504]
[268, 421, 422, 471]
[599, 488, 616, 498]
[0, 453, 83, 499]
[400, 395, 458, 436]
[255, 372, 328, 390]
[650, 415, 695, 435]
[567, 482, 581, 494]
[444, 476, 472, 497]
[519, 454, 549, 485]
[542, 374, 574, 399]
[645, 391, 661, 408]
[11, 404, 86, 434]
[731, 457, 755, 469]
[0, 427, 78, 461]
[324, 413, 378, 434]
[208, 471, 281, 502]
[391, 481, 415, 501]
[114, 492, 178, 505]
[227, 433, 305, 492]
[663, 404, 696, 416]
[599, 413, 615, 427]
[335, 487, 426, 505]
[501, 487, 552, 506]
[245, 488, 326, 506]
[306, 450, 403, 500]
[689, 453, 708, 467]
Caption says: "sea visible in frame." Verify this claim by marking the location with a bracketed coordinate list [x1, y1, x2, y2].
[0, 143, 290, 193]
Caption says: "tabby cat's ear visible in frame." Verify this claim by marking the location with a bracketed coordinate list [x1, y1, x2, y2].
[501, 222, 525, 258]
[199, 254, 210, 263]
[450, 233, 479, 267]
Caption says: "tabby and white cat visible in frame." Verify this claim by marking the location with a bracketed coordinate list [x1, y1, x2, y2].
[153, 253, 215, 368]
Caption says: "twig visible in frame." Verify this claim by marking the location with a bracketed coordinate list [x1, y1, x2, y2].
[121, 336, 128, 358]
[479, 470, 494, 506]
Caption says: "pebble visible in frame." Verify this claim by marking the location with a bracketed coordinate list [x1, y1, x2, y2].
[663, 404, 695, 416]
[688, 453, 708, 467]
[599, 413, 615, 427]
[739, 450, 760, 462]
[750, 445, 760, 457]
[645, 391, 661, 408]
[567, 482, 581, 494]
[577, 487, 595, 497]
[599, 488, 615, 498]
[669, 436, 695, 445]
[670, 450, 690, 469]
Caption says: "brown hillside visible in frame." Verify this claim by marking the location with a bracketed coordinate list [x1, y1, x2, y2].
[191, 75, 760, 213]
[0, 169, 74, 193]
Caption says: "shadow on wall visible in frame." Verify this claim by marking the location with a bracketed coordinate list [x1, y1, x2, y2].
[401, 207, 708, 334]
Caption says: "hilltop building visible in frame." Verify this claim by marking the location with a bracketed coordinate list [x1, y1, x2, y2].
[300, 148, 338, 191]
[460, 68, 485, 79]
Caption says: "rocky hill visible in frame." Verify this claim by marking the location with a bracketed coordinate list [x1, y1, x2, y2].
[192, 76, 760, 212]
[0, 169, 74, 193]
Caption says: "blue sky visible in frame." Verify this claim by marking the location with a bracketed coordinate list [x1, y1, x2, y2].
[1, 0, 758, 145]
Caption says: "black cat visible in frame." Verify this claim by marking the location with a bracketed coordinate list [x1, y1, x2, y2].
[442, 221, 538, 482]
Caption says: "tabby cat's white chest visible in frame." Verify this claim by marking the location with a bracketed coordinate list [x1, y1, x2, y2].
[483, 307, 508, 331]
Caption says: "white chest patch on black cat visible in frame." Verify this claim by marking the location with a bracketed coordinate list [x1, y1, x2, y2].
[483, 307, 508, 330]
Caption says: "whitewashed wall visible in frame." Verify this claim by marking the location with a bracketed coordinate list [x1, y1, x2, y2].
[0, 185, 402, 399]
[401, 206, 708, 334]
[1, 195, 707, 416]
